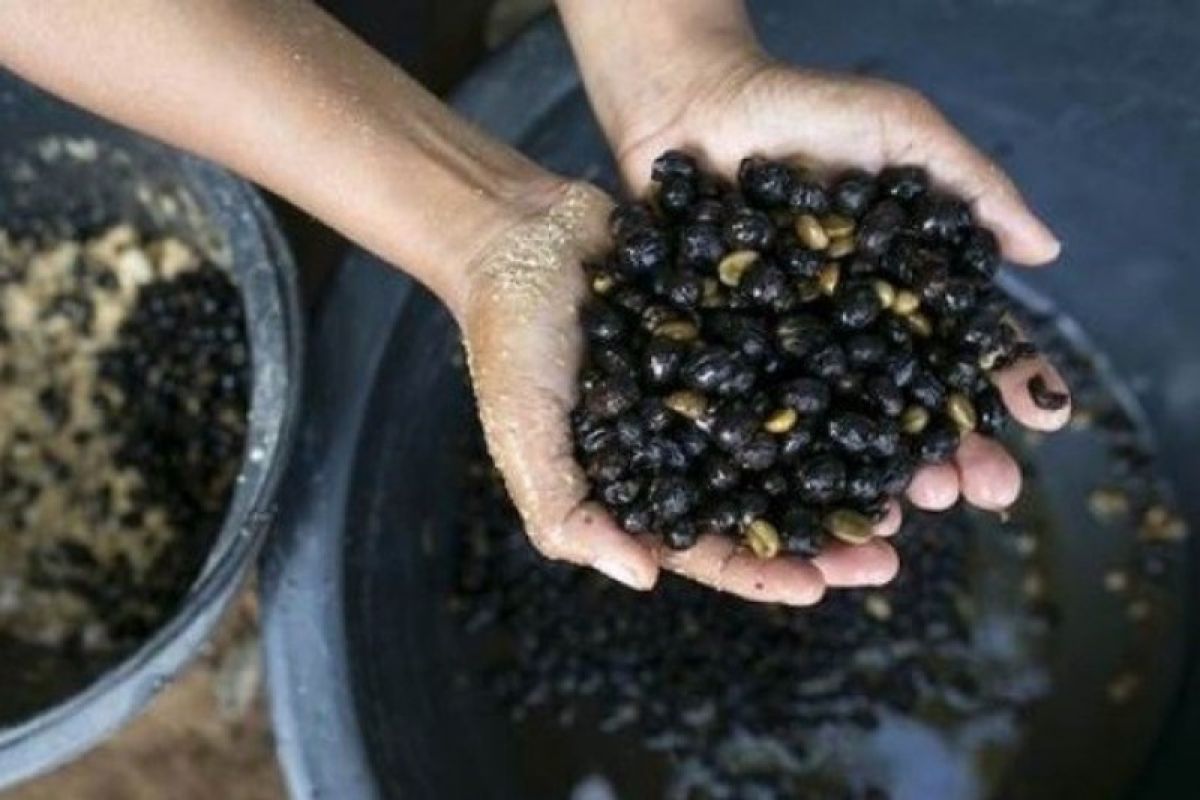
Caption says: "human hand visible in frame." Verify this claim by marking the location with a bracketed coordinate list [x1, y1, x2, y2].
[555, 0, 1071, 591]
[457, 180, 910, 605]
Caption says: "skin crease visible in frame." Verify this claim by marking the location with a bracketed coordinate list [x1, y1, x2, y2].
[0, 0, 1070, 605]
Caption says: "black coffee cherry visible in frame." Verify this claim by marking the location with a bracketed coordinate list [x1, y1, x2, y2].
[870, 418, 902, 458]
[918, 422, 960, 463]
[723, 207, 776, 251]
[806, 342, 849, 381]
[736, 491, 771, 525]
[640, 398, 673, 432]
[847, 464, 885, 504]
[663, 518, 700, 550]
[856, 199, 907, 257]
[680, 347, 739, 392]
[975, 384, 1008, 435]
[796, 455, 847, 504]
[585, 373, 640, 419]
[658, 175, 696, 217]
[776, 314, 830, 359]
[886, 350, 920, 387]
[715, 361, 757, 397]
[762, 471, 790, 497]
[609, 284, 651, 315]
[832, 283, 884, 329]
[828, 412, 875, 454]
[959, 227, 1000, 279]
[591, 345, 637, 377]
[845, 333, 888, 368]
[908, 370, 947, 410]
[788, 178, 831, 215]
[678, 223, 726, 267]
[648, 474, 699, 521]
[779, 377, 831, 415]
[738, 260, 790, 307]
[676, 424, 710, 458]
[778, 422, 818, 462]
[643, 336, 688, 387]
[651, 149, 698, 183]
[777, 237, 825, 279]
[617, 227, 670, 274]
[577, 424, 618, 456]
[702, 454, 741, 491]
[614, 413, 645, 448]
[608, 203, 653, 239]
[617, 504, 653, 535]
[709, 313, 772, 360]
[696, 500, 739, 535]
[585, 446, 627, 483]
[879, 454, 917, 495]
[941, 353, 981, 392]
[832, 169, 878, 217]
[600, 478, 642, 507]
[580, 299, 626, 342]
[913, 194, 972, 243]
[689, 198, 725, 225]
[878, 164, 929, 201]
[738, 157, 795, 208]
[712, 404, 760, 452]
[735, 433, 779, 471]
[866, 375, 905, 417]
[780, 506, 824, 557]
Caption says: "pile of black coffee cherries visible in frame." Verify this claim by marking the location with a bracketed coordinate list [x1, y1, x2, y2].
[572, 150, 1037, 558]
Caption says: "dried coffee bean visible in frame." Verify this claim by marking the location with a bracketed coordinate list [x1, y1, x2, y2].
[1028, 374, 1069, 411]
[745, 518, 782, 558]
[796, 455, 847, 504]
[735, 433, 779, 471]
[724, 208, 775, 251]
[738, 157, 795, 208]
[824, 509, 875, 545]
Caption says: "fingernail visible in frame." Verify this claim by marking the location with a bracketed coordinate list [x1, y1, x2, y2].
[595, 557, 648, 590]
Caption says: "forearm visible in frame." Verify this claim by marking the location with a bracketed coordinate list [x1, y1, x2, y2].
[0, 0, 556, 312]
[555, 0, 761, 154]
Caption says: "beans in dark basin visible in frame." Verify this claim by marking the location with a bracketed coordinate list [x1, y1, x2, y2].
[571, 150, 1057, 560]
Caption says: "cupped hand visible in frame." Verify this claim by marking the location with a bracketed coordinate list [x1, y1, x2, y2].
[458, 181, 896, 606]
[609, 51, 1071, 591]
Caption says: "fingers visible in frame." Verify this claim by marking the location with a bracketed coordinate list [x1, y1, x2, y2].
[874, 499, 903, 537]
[653, 533, 827, 606]
[891, 91, 1060, 266]
[954, 433, 1021, 510]
[995, 357, 1072, 431]
[812, 539, 899, 587]
[906, 462, 960, 510]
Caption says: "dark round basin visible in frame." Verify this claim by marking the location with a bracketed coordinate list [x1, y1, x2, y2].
[262, 2, 1200, 797]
